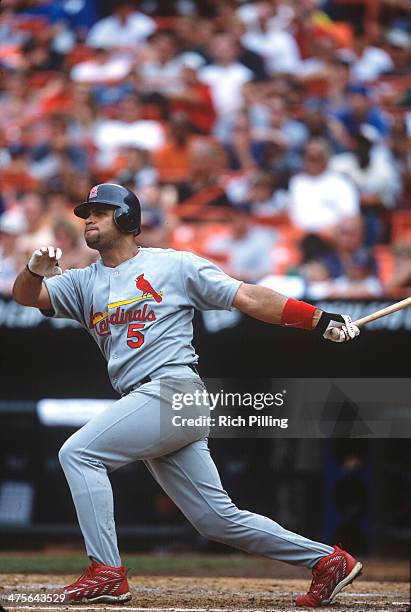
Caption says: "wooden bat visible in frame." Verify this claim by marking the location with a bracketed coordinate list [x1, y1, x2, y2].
[353, 296, 411, 327]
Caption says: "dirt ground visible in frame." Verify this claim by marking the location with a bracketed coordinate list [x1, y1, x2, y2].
[0, 574, 409, 612]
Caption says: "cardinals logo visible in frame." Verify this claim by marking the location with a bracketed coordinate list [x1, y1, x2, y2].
[89, 274, 163, 337]
[89, 185, 99, 198]
[135, 273, 162, 303]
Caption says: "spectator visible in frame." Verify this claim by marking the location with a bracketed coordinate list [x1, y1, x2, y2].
[0, 211, 27, 296]
[20, 34, 63, 72]
[0, 70, 35, 134]
[301, 101, 346, 154]
[16, 192, 54, 256]
[296, 35, 338, 83]
[254, 137, 299, 188]
[92, 92, 165, 167]
[86, 0, 156, 49]
[29, 113, 87, 182]
[71, 46, 133, 84]
[224, 111, 259, 172]
[137, 185, 171, 249]
[46, 191, 73, 222]
[0, 0, 407, 301]
[237, 1, 295, 34]
[324, 58, 352, 115]
[386, 117, 411, 209]
[304, 253, 382, 299]
[303, 216, 382, 299]
[239, 2, 301, 75]
[9, 0, 96, 30]
[167, 63, 216, 134]
[337, 34, 394, 82]
[255, 95, 308, 154]
[250, 94, 307, 182]
[70, 83, 98, 131]
[138, 30, 205, 95]
[173, 15, 214, 62]
[318, 216, 378, 279]
[116, 147, 158, 191]
[53, 218, 97, 271]
[64, 173, 97, 208]
[328, 251, 383, 298]
[330, 125, 399, 244]
[153, 113, 196, 183]
[287, 138, 359, 234]
[91, 80, 136, 111]
[1, 145, 39, 193]
[330, 124, 398, 210]
[384, 28, 411, 76]
[203, 205, 277, 282]
[332, 84, 390, 141]
[243, 171, 288, 218]
[175, 139, 232, 209]
[384, 242, 411, 297]
[301, 259, 334, 301]
[199, 33, 254, 135]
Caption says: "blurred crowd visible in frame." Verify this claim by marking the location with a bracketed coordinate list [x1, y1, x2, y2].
[1, 0, 411, 299]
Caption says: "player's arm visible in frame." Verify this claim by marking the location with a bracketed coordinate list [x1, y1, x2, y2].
[12, 246, 62, 309]
[232, 283, 359, 342]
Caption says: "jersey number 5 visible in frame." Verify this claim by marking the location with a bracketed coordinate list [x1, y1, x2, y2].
[127, 323, 145, 349]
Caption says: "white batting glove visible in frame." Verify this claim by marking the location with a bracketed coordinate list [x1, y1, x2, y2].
[27, 246, 63, 278]
[315, 311, 360, 343]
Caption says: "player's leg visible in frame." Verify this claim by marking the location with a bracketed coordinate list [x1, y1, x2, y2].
[145, 438, 362, 607]
[144, 438, 332, 568]
[58, 378, 209, 568]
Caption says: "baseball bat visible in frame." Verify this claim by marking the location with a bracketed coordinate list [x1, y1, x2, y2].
[353, 296, 411, 327]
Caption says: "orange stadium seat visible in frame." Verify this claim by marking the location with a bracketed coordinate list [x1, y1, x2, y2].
[373, 245, 394, 286]
[270, 234, 303, 275]
[391, 211, 411, 242]
[15, 16, 48, 35]
[0, 169, 39, 191]
[28, 71, 61, 89]
[65, 45, 96, 70]
[153, 17, 179, 29]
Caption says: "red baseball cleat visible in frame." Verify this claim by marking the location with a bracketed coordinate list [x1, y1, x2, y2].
[295, 545, 362, 607]
[61, 559, 131, 604]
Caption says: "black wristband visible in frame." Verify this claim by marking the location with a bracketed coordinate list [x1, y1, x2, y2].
[26, 264, 44, 279]
[314, 311, 345, 335]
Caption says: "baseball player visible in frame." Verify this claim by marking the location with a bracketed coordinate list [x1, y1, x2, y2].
[13, 184, 362, 607]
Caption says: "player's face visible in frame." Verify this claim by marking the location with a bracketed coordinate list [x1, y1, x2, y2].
[84, 205, 122, 250]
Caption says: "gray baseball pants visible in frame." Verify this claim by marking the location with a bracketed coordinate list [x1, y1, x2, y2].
[58, 370, 333, 569]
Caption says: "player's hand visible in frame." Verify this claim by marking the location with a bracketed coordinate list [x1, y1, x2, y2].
[27, 246, 63, 278]
[315, 311, 360, 343]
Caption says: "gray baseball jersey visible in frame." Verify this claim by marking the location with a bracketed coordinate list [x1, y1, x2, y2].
[44, 248, 242, 394]
[48, 246, 333, 571]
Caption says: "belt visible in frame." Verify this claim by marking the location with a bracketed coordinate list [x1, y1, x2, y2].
[122, 363, 199, 396]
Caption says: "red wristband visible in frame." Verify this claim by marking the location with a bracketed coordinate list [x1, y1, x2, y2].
[280, 298, 316, 330]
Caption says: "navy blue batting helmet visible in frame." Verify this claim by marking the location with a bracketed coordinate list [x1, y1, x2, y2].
[74, 183, 141, 235]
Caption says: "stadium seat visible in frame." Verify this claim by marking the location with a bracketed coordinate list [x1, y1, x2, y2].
[391, 211, 411, 242]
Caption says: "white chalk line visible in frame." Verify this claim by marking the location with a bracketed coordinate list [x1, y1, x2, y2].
[2, 587, 406, 595]
[0, 608, 272, 611]
[341, 592, 408, 597]
[2, 608, 410, 612]
[2, 603, 410, 611]
[4, 604, 408, 612]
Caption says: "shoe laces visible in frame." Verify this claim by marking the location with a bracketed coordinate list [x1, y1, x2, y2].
[307, 562, 328, 597]
[69, 562, 95, 587]
[308, 565, 320, 590]
[82, 564, 95, 580]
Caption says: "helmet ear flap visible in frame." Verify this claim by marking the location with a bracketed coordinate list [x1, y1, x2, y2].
[114, 203, 141, 235]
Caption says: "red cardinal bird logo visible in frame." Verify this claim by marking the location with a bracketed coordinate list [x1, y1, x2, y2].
[135, 274, 162, 303]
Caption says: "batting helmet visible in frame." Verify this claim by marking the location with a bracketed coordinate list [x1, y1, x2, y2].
[74, 183, 141, 235]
